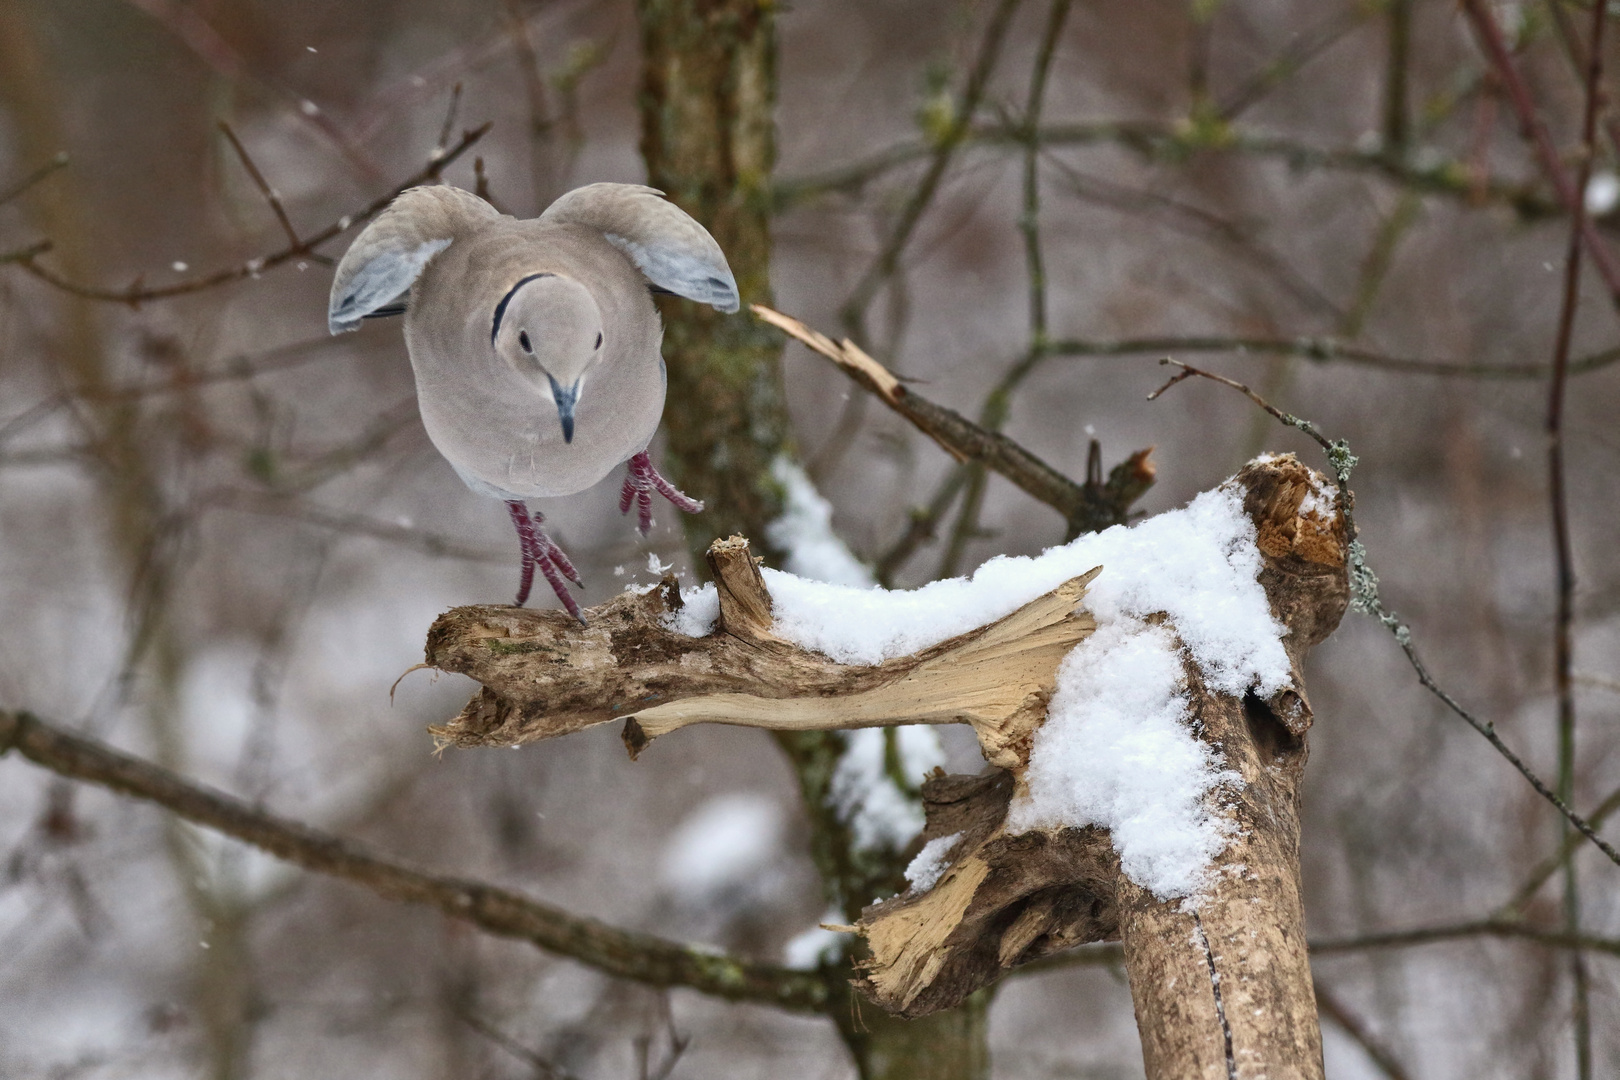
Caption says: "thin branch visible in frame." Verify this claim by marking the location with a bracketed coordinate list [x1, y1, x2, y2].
[457, 1007, 582, 1080]
[1217, 7, 1368, 122]
[1458, 0, 1620, 309]
[1149, 359, 1620, 871]
[1500, 782, 1620, 917]
[1309, 920, 1620, 958]
[217, 121, 304, 253]
[7, 123, 491, 304]
[874, 465, 971, 586]
[1020, 917, 1620, 978]
[1545, 6, 1605, 1070]
[840, 0, 1026, 334]
[0, 150, 68, 207]
[1040, 151, 1346, 322]
[434, 83, 465, 161]
[1055, 332, 1620, 378]
[204, 489, 510, 564]
[753, 305, 1155, 536]
[938, 0, 1074, 579]
[776, 120, 1554, 218]
[0, 709, 830, 1013]
[1314, 983, 1414, 1080]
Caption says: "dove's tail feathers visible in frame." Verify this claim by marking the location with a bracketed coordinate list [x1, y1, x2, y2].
[540, 183, 740, 314]
[327, 185, 500, 334]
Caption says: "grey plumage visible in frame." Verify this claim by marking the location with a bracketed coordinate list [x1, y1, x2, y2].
[327, 182, 737, 620]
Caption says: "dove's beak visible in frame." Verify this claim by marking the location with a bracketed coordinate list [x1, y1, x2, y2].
[549, 376, 581, 444]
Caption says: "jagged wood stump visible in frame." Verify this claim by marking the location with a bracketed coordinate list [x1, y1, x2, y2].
[422, 455, 1349, 1080]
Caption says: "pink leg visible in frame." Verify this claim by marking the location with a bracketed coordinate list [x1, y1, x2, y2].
[505, 500, 586, 624]
[619, 451, 704, 536]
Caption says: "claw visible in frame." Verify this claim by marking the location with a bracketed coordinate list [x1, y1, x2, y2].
[505, 500, 587, 624]
[621, 451, 704, 536]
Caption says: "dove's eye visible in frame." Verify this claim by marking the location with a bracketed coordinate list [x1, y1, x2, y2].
[519, 331, 533, 353]
[594, 332, 603, 350]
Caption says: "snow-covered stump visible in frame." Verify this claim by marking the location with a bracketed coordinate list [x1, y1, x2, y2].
[422, 455, 1348, 1078]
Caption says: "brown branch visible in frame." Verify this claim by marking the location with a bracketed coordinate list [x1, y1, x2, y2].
[0, 709, 829, 1012]
[775, 121, 1554, 218]
[1458, 0, 1620, 308]
[1545, 6, 1605, 1071]
[1309, 920, 1620, 959]
[1499, 782, 1620, 916]
[851, 457, 1348, 1080]
[0, 150, 68, 207]
[1056, 332, 1620, 378]
[839, 0, 1026, 330]
[217, 121, 304, 253]
[1313, 983, 1413, 1080]
[7, 123, 491, 304]
[752, 305, 1156, 536]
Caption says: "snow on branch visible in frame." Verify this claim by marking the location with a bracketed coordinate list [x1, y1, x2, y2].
[423, 454, 1350, 1068]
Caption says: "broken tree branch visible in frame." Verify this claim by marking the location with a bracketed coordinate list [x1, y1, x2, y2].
[426, 535, 1097, 761]
[751, 304, 1155, 536]
[420, 455, 1348, 1079]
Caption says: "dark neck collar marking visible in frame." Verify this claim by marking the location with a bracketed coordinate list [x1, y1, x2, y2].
[491, 272, 555, 345]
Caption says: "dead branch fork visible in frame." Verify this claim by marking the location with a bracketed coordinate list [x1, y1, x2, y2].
[426, 455, 1349, 1079]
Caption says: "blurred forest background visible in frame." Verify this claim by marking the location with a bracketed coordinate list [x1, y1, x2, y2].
[2, 0, 1619, 1077]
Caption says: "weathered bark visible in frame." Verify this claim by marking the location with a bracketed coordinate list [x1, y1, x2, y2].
[422, 455, 1347, 1078]
[425, 537, 1095, 755]
[853, 458, 1348, 1078]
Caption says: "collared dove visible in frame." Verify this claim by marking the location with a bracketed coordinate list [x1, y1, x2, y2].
[327, 182, 738, 622]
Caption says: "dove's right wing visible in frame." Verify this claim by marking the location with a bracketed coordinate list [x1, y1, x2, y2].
[327, 185, 501, 333]
[540, 183, 740, 314]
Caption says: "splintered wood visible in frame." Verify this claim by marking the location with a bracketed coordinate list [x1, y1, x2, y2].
[425, 537, 1096, 760]
[421, 455, 1349, 1080]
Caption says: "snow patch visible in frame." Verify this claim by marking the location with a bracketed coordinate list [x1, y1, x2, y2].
[905, 831, 963, 892]
[659, 792, 785, 899]
[784, 911, 850, 969]
[766, 457, 876, 587]
[831, 726, 944, 853]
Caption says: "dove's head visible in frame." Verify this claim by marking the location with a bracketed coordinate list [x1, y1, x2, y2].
[492, 273, 605, 443]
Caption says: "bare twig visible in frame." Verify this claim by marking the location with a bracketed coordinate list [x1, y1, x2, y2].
[754, 305, 1155, 536]
[938, 0, 1074, 578]
[840, 0, 1026, 334]
[0, 150, 68, 207]
[1314, 983, 1413, 1080]
[1052, 332, 1620, 379]
[1500, 783, 1620, 918]
[433, 83, 464, 161]
[0, 710, 830, 1012]
[217, 121, 304, 253]
[1309, 920, 1620, 958]
[776, 120, 1553, 218]
[1218, 7, 1368, 122]
[1544, 6, 1606, 1072]
[8, 123, 491, 304]
[1149, 359, 1620, 871]
[457, 1007, 582, 1080]
[203, 489, 509, 564]
[1458, 0, 1620, 309]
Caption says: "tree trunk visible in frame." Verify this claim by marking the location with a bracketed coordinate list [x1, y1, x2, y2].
[635, 0, 790, 552]
[632, 4, 993, 1076]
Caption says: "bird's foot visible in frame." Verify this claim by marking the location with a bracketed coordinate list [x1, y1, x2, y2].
[619, 450, 704, 535]
[506, 500, 586, 624]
